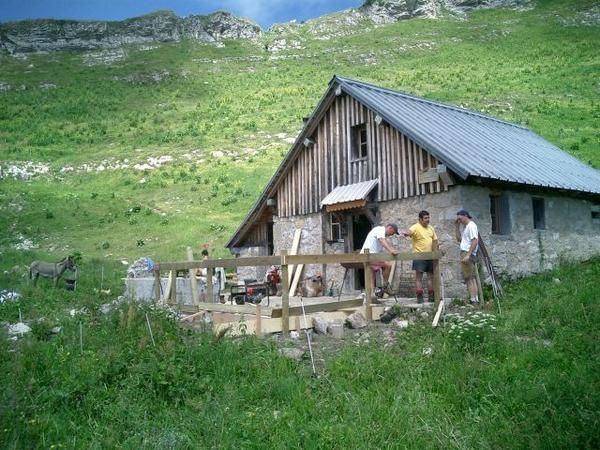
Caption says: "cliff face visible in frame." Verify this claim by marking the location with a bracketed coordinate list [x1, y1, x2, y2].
[0, 10, 261, 54]
[359, 0, 532, 22]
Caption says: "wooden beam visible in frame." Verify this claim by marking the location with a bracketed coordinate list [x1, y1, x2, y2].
[288, 229, 302, 284]
[270, 298, 363, 318]
[156, 255, 281, 271]
[178, 302, 271, 315]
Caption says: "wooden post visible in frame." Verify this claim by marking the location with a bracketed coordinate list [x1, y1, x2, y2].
[474, 260, 485, 305]
[169, 270, 176, 305]
[255, 304, 262, 337]
[363, 249, 373, 321]
[432, 240, 442, 308]
[154, 268, 161, 303]
[207, 266, 214, 304]
[280, 250, 290, 335]
[187, 247, 199, 306]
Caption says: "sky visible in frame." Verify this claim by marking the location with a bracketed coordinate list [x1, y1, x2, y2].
[0, 0, 364, 29]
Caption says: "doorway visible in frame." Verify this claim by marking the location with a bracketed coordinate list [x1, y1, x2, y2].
[351, 213, 373, 289]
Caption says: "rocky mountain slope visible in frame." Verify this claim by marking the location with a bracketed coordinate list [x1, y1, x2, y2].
[0, 10, 261, 54]
[0, 0, 533, 54]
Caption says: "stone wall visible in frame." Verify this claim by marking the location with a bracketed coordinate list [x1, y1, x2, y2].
[237, 245, 268, 282]
[241, 185, 600, 300]
[381, 185, 600, 298]
[273, 213, 324, 282]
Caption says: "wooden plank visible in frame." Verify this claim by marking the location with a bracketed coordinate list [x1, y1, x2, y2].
[270, 297, 364, 318]
[213, 311, 354, 336]
[289, 263, 304, 297]
[178, 302, 271, 315]
[401, 134, 408, 198]
[288, 229, 302, 283]
[432, 300, 445, 328]
[187, 247, 199, 306]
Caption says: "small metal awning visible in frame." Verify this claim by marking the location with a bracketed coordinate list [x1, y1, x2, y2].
[320, 179, 379, 212]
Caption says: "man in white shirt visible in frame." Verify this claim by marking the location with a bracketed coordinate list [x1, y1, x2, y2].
[361, 223, 400, 292]
[455, 209, 480, 305]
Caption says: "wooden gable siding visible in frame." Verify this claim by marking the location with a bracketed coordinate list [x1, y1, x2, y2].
[276, 95, 448, 218]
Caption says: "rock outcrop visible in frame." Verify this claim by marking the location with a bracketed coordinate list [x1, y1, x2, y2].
[0, 10, 261, 54]
[359, 0, 532, 23]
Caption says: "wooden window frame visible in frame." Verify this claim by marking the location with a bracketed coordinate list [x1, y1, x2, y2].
[351, 124, 368, 161]
[490, 193, 511, 235]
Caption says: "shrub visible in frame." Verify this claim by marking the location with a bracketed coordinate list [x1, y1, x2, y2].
[446, 311, 497, 350]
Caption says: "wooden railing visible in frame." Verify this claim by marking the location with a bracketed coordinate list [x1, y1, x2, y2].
[154, 244, 442, 334]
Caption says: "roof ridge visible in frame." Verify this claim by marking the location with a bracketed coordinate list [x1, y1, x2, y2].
[333, 75, 529, 131]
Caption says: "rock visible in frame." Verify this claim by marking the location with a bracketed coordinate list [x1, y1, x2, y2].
[327, 322, 345, 339]
[393, 319, 409, 329]
[8, 322, 31, 336]
[50, 326, 62, 334]
[312, 317, 329, 335]
[346, 311, 368, 329]
[289, 330, 300, 339]
[279, 347, 304, 361]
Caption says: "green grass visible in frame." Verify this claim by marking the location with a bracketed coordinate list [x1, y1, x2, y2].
[0, 254, 598, 448]
[1, 1, 599, 262]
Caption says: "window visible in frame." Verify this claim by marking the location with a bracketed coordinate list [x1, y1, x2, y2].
[329, 213, 343, 242]
[490, 194, 511, 235]
[592, 203, 600, 224]
[351, 124, 368, 160]
[532, 197, 545, 229]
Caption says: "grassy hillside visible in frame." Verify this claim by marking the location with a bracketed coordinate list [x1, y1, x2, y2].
[0, 0, 599, 263]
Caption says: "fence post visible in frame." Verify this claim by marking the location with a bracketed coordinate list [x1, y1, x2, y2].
[169, 270, 176, 305]
[207, 265, 214, 304]
[187, 247, 200, 306]
[280, 250, 289, 335]
[432, 240, 442, 307]
[363, 249, 373, 321]
[154, 268, 161, 303]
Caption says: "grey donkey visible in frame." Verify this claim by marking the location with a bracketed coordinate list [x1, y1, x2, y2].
[30, 256, 75, 287]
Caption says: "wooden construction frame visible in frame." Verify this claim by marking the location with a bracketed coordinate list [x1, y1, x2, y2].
[154, 249, 442, 336]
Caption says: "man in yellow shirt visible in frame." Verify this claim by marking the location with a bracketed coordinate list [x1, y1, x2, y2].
[403, 210, 438, 303]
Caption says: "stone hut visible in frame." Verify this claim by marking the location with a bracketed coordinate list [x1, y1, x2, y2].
[226, 76, 600, 297]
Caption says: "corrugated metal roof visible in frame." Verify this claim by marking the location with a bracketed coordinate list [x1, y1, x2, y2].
[335, 76, 600, 195]
[321, 179, 379, 206]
